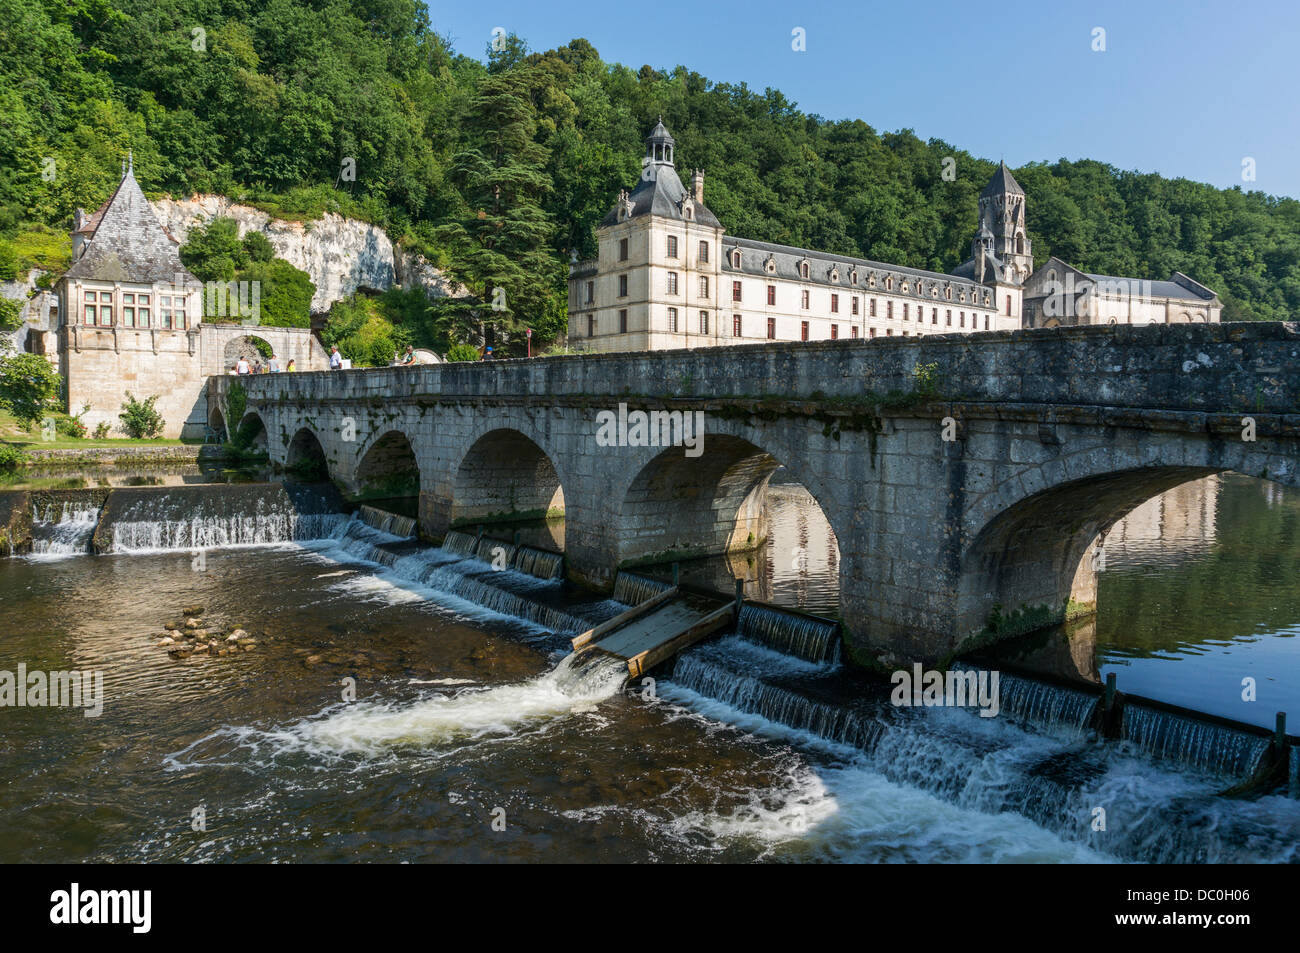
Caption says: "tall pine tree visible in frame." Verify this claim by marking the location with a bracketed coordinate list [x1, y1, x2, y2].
[435, 68, 557, 353]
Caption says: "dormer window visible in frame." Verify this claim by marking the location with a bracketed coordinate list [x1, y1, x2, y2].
[765, 257, 777, 274]
[799, 260, 810, 279]
[830, 268, 840, 283]
[885, 277, 893, 291]
[945, 286, 952, 300]
[868, 274, 877, 288]
[732, 249, 741, 268]
[850, 269, 858, 285]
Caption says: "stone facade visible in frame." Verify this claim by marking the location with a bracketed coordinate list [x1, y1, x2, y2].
[1021, 257, 1222, 327]
[220, 321, 1300, 665]
[52, 160, 329, 438]
[569, 121, 1016, 352]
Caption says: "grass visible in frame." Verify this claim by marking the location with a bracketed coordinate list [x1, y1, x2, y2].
[0, 408, 191, 450]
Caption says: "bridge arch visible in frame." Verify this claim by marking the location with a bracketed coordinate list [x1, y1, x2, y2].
[232, 409, 268, 453]
[612, 432, 840, 570]
[285, 427, 330, 480]
[450, 428, 565, 527]
[207, 404, 227, 440]
[354, 429, 421, 500]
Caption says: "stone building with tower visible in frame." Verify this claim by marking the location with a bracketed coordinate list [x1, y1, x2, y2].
[53, 158, 326, 438]
[568, 121, 1219, 351]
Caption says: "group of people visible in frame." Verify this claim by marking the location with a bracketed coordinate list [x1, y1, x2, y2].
[231, 355, 294, 375]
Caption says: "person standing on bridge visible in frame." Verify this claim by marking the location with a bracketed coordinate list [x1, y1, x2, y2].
[236, 356, 250, 375]
[286, 358, 296, 372]
[329, 345, 343, 370]
[267, 354, 281, 373]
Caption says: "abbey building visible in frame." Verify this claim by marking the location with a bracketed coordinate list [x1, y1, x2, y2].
[567, 121, 1219, 351]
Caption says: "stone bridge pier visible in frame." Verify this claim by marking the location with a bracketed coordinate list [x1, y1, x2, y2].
[214, 321, 1300, 666]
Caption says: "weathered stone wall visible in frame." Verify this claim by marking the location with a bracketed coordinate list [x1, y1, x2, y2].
[64, 323, 327, 439]
[222, 322, 1300, 665]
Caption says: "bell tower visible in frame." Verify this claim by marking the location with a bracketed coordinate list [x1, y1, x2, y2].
[976, 162, 1033, 284]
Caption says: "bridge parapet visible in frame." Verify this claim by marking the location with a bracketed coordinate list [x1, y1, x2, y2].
[231, 322, 1300, 414]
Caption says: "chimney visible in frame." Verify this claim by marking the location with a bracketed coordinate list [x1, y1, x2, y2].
[692, 169, 704, 205]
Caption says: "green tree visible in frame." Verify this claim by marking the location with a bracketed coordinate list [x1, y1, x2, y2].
[0, 352, 60, 426]
[435, 69, 558, 353]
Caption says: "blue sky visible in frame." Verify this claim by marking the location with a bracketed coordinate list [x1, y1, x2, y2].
[425, 0, 1300, 199]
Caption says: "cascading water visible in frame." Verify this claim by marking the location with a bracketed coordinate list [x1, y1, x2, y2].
[736, 603, 841, 665]
[356, 505, 416, 539]
[29, 499, 101, 557]
[511, 546, 564, 580]
[964, 668, 1099, 735]
[613, 572, 673, 605]
[172, 648, 630, 761]
[1120, 703, 1271, 778]
[440, 530, 478, 556]
[102, 484, 349, 553]
[663, 634, 1300, 862]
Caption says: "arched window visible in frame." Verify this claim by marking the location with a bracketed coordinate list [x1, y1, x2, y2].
[732, 249, 741, 268]
[1016, 234, 1024, 255]
[944, 286, 952, 300]
[800, 261, 810, 279]
[885, 277, 893, 291]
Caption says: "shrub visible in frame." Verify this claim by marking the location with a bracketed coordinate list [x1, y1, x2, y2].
[446, 343, 481, 362]
[93, 421, 111, 439]
[119, 393, 165, 439]
[0, 443, 26, 472]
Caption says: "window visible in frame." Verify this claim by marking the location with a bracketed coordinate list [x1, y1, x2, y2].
[932, 308, 938, 325]
[667, 235, 678, 258]
[699, 276, 709, 298]
[886, 328, 893, 336]
[767, 285, 776, 306]
[830, 324, 839, 340]
[667, 272, 678, 295]
[767, 317, 776, 340]
[733, 314, 742, 337]
[1006, 296, 1012, 316]
[732, 280, 742, 302]
[831, 294, 839, 314]
[619, 309, 628, 333]
[138, 305, 150, 327]
[885, 277, 893, 291]
[699, 311, 709, 334]
[699, 241, 709, 263]
[585, 281, 594, 303]
[800, 261, 810, 279]
[801, 290, 810, 310]
[800, 321, 809, 341]
[869, 298, 877, 317]
[886, 301, 893, 319]
[945, 287, 952, 300]
[588, 315, 595, 337]
[850, 270, 858, 285]
[946, 309, 952, 326]
[732, 249, 741, 268]
[984, 315, 990, 330]
[123, 306, 135, 327]
[869, 327, 876, 338]
[619, 274, 628, 297]
[851, 326, 859, 338]
[667, 307, 678, 333]
[83, 304, 95, 326]
[959, 312, 965, 328]
[903, 303, 909, 321]
[619, 238, 629, 261]
[851, 297, 859, 316]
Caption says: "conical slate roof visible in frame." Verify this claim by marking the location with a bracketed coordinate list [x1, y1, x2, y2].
[981, 161, 1024, 197]
[64, 163, 198, 285]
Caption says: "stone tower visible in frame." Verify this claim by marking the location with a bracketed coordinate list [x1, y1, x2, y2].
[975, 162, 1033, 283]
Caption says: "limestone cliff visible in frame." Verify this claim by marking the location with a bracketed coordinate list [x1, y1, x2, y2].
[150, 196, 461, 312]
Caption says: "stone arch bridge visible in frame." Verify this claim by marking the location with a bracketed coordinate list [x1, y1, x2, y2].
[208, 322, 1300, 665]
